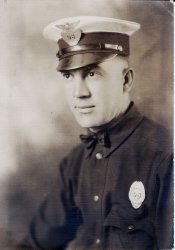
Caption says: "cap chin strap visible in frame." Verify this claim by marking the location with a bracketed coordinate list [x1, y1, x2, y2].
[98, 53, 118, 63]
[57, 43, 125, 59]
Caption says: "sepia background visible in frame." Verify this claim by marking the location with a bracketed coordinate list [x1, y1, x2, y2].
[0, 0, 173, 247]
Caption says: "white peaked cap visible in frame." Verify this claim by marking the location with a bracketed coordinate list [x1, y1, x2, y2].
[43, 16, 141, 70]
[43, 16, 140, 42]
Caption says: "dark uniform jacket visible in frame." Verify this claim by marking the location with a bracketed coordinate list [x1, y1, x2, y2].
[24, 103, 173, 250]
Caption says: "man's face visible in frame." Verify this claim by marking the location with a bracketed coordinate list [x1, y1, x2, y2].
[60, 56, 130, 129]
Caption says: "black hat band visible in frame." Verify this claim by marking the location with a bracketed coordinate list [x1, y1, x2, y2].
[57, 32, 129, 59]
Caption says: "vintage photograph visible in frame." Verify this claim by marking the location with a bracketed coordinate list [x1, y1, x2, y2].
[0, 0, 173, 249]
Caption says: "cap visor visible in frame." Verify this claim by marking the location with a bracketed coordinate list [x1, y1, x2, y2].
[56, 51, 117, 71]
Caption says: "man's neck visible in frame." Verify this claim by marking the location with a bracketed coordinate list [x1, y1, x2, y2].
[89, 100, 131, 134]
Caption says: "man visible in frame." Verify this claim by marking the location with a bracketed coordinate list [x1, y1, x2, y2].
[22, 16, 173, 249]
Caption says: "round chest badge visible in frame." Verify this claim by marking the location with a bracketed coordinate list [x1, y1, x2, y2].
[128, 181, 145, 209]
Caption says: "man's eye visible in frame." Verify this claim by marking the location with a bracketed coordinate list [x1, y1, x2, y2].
[62, 73, 71, 79]
[87, 71, 101, 79]
[88, 71, 95, 77]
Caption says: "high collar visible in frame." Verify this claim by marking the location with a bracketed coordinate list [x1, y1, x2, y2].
[104, 102, 143, 157]
[80, 102, 144, 158]
[88, 102, 134, 134]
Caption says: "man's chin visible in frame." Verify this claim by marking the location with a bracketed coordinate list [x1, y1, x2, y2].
[75, 117, 106, 130]
[75, 118, 100, 129]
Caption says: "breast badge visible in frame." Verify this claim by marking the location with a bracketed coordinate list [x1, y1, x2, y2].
[128, 181, 145, 209]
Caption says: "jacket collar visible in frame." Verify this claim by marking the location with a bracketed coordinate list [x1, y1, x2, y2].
[103, 102, 143, 157]
[80, 102, 144, 158]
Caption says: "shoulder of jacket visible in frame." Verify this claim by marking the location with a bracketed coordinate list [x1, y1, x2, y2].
[67, 143, 85, 159]
[139, 116, 172, 152]
[59, 143, 85, 172]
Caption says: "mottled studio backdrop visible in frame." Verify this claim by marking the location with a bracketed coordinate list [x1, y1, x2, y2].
[0, 0, 173, 247]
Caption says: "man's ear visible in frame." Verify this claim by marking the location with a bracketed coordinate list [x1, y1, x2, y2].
[123, 68, 134, 92]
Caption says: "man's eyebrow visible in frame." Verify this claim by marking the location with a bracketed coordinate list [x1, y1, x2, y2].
[82, 64, 101, 73]
[59, 64, 101, 74]
[59, 70, 71, 74]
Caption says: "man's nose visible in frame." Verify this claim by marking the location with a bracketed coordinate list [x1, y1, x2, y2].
[73, 77, 90, 98]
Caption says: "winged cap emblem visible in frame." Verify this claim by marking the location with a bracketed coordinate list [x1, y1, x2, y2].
[56, 20, 82, 46]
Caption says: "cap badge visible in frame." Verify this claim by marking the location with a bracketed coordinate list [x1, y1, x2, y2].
[128, 181, 145, 209]
[56, 21, 82, 46]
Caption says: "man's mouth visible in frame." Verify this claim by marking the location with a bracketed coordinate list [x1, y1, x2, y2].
[75, 105, 95, 114]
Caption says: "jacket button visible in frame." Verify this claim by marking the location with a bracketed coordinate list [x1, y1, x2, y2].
[95, 238, 101, 244]
[128, 225, 134, 230]
[93, 195, 99, 202]
[96, 153, 103, 159]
